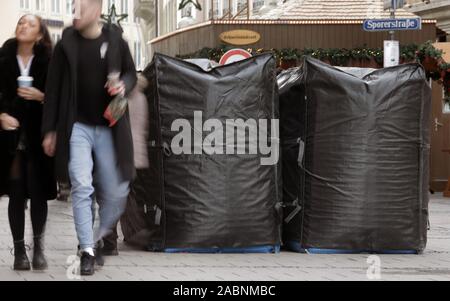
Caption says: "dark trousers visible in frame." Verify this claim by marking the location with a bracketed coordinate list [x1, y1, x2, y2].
[102, 224, 118, 249]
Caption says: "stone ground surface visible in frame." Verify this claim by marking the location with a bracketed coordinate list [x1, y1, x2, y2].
[0, 193, 449, 281]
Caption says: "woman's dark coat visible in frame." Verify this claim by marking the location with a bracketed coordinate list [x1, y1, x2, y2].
[0, 39, 56, 199]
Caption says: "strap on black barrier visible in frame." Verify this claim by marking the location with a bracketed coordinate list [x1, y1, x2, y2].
[154, 205, 162, 226]
[163, 142, 172, 157]
[297, 138, 305, 166]
[144, 204, 162, 226]
[283, 198, 302, 224]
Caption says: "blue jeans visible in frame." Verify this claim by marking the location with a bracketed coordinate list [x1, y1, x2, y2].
[69, 122, 129, 249]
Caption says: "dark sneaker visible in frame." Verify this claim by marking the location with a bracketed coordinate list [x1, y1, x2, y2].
[80, 252, 95, 276]
[102, 237, 119, 256]
[94, 245, 104, 266]
[101, 246, 119, 256]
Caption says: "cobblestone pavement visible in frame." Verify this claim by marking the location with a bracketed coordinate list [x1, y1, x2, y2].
[0, 193, 449, 281]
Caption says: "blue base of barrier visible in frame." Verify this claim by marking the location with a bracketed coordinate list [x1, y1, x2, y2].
[164, 245, 281, 254]
[284, 241, 306, 253]
[284, 241, 418, 254]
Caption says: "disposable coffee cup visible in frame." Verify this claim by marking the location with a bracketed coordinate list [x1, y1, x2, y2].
[17, 76, 33, 88]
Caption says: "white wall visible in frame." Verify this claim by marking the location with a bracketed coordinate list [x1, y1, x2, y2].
[0, 1, 22, 44]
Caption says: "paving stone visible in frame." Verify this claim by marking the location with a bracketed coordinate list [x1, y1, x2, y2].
[0, 195, 449, 280]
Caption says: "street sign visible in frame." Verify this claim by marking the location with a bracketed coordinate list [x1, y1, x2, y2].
[219, 49, 252, 65]
[363, 18, 422, 32]
[384, 0, 405, 10]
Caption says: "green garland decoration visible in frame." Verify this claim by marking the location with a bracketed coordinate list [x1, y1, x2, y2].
[177, 41, 450, 103]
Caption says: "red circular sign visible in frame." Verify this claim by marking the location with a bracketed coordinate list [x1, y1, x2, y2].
[219, 49, 252, 65]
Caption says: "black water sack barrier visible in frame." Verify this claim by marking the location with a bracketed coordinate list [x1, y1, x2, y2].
[279, 57, 431, 253]
[122, 53, 282, 252]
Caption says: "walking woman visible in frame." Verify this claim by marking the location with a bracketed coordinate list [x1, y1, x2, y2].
[0, 15, 56, 270]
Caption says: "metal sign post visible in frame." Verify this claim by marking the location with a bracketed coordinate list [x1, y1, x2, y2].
[366, 0, 419, 67]
[387, 1, 398, 68]
[384, 0, 405, 10]
[389, 5, 396, 40]
[385, 0, 407, 39]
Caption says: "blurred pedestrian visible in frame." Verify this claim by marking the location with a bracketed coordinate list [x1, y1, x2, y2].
[128, 73, 149, 170]
[104, 72, 149, 255]
[56, 182, 70, 202]
[0, 14, 56, 271]
[41, 0, 136, 276]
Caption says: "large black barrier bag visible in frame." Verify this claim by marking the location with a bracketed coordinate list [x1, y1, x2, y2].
[279, 57, 431, 253]
[126, 53, 282, 252]
[120, 169, 155, 249]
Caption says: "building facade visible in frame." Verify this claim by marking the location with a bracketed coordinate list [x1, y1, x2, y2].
[147, 0, 440, 34]
[132, 0, 450, 58]
[0, 0, 148, 70]
[406, 0, 450, 41]
[149, 0, 269, 37]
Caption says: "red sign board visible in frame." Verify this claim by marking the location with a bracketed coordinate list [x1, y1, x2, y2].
[219, 49, 252, 65]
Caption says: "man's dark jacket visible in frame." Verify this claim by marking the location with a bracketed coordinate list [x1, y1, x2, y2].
[42, 25, 137, 182]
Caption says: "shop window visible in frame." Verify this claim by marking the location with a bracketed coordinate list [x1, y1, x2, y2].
[134, 41, 142, 70]
[66, 0, 73, 16]
[253, 0, 264, 12]
[35, 0, 45, 11]
[182, 4, 193, 18]
[51, 33, 62, 44]
[121, 0, 129, 22]
[107, 0, 116, 11]
[51, 0, 61, 14]
[20, 0, 31, 10]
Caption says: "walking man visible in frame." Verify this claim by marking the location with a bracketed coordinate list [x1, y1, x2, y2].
[42, 0, 136, 276]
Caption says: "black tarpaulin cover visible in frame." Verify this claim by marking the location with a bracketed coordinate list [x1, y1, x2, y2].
[279, 57, 431, 252]
[125, 53, 282, 251]
[120, 169, 155, 249]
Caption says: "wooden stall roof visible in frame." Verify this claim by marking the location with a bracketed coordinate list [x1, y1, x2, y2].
[150, 19, 437, 58]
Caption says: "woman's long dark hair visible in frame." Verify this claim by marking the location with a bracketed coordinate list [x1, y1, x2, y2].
[17, 14, 53, 58]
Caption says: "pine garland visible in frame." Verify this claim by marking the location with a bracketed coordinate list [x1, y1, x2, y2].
[177, 41, 450, 103]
